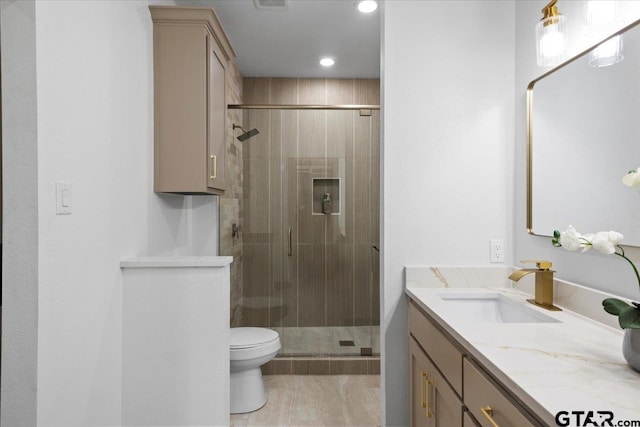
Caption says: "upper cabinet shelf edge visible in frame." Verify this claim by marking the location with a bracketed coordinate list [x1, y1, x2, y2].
[149, 6, 236, 195]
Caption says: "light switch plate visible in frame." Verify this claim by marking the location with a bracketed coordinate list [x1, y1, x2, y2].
[56, 181, 72, 215]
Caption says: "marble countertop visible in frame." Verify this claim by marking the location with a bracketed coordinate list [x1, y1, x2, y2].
[120, 256, 233, 268]
[405, 266, 640, 425]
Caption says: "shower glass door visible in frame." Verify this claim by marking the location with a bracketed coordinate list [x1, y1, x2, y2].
[241, 107, 379, 357]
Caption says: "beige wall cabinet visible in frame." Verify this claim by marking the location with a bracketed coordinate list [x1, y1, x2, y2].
[150, 7, 235, 195]
[409, 301, 544, 427]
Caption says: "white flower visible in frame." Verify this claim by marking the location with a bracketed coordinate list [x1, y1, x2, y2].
[590, 230, 624, 255]
[581, 233, 594, 252]
[622, 167, 640, 188]
[559, 225, 584, 251]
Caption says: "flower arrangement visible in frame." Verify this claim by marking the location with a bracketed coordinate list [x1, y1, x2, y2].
[552, 226, 640, 329]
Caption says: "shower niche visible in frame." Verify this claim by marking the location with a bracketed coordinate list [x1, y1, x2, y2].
[312, 178, 340, 215]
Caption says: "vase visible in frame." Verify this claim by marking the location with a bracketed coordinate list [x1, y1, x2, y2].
[622, 328, 640, 372]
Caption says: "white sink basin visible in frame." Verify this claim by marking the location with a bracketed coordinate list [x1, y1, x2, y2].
[436, 292, 561, 323]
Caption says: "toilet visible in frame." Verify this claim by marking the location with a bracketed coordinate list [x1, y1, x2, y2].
[230, 327, 281, 414]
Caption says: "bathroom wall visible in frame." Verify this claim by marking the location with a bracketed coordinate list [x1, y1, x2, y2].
[514, 1, 640, 300]
[1, 0, 228, 425]
[221, 59, 244, 327]
[382, 1, 515, 425]
[240, 78, 380, 331]
[1, 1, 39, 424]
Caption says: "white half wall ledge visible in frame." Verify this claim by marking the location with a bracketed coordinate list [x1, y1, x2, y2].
[120, 256, 233, 268]
[121, 258, 231, 426]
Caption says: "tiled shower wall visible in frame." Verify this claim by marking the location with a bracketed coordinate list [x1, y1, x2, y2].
[240, 78, 380, 330]
[220, 60, 244, 327]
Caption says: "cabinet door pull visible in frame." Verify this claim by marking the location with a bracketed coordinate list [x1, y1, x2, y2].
[288, 227, 292, 257]
[210, 154, 217, 179]
[425, 377, 434, 418]
[481, 405, 500, 427]
[420, 372, 427, 409]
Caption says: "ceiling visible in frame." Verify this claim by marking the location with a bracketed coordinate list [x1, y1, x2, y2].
[176, 0, 381, 78]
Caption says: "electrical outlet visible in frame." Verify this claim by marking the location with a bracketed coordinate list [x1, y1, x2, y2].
[490, 239, 504, 263]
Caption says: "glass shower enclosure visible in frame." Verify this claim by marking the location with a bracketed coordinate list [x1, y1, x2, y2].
[239, 106, 380, 357]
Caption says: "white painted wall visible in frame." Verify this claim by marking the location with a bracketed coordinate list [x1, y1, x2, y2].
[514, 1, 640, 300]
[0, 1, 39, 425]
[2, 1, 222, 425]
[381, 1, 515, 425]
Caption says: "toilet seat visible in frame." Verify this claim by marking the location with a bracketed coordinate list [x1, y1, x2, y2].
[230, 327, 281, 362]
[230, 327, 279, 349]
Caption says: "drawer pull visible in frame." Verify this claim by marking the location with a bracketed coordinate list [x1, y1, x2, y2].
[420, 372, 427, 409]
[425, 378, 434, 418]
[481, 405, 500, 427]
[210, 154, 217, 179]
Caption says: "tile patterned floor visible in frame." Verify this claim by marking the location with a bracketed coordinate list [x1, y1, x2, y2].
[230, 375, 381, 427]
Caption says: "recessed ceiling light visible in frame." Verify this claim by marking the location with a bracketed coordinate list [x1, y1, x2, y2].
[357, 0, 377, 13]
[320, 57, 335, 67]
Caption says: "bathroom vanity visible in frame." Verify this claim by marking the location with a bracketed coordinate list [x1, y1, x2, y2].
[406, 266, 640, 427]
[410, 300, 542, 426]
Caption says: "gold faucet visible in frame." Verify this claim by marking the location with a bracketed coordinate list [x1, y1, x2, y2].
[508, 260, 562, 311]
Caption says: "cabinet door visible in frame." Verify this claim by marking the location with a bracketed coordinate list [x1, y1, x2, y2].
[463, 411, 481, 427]
[410, 337, 431, 427]
[409, 302, 463, 395]
[410, 336, 463, 427]
[207, 34, 226, 191]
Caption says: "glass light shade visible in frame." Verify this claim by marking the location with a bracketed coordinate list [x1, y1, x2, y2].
[585, 1, 623, 67]
[589, 35, 624, 67]
[536, 14, 568, 67]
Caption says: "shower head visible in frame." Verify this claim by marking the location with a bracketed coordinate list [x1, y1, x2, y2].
[233, 124, 260, 141]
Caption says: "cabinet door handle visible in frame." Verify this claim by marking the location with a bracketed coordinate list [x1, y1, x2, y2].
[210, 154, 217, 179]
[481, 405, 500, 427]
[420, 372, 427, 409]
[425, 378, 434, 419]
[288, 227, 292, 257]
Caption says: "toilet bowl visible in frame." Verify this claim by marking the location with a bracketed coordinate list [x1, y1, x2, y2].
[230, 327, 281, 414]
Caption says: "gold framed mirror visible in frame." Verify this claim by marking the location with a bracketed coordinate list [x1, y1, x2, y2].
[527, 18, 640, 246]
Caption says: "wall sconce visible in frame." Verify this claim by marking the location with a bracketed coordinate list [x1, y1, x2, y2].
[586, 1, 624, 67]
[535, 0, 569, 67]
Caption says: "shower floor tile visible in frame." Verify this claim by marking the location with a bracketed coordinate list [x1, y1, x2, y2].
[230, 375, 381, 427]
[279, 326, 380, 356]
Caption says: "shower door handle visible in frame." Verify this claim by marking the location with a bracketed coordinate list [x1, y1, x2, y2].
[288, 227, 292, 257]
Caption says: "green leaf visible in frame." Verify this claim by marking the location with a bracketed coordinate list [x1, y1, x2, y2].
[619, 306, 640, 329]
[553, 230, 560, 239]
[603, 298, 630, 315]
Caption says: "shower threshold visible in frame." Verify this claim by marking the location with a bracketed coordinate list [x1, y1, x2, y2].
[263, 355, 380, 376]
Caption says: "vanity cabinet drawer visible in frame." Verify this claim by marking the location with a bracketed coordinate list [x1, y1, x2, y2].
[409, 301, 463, 395]
[463, 358, 540, 427]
